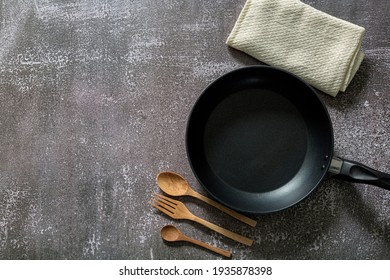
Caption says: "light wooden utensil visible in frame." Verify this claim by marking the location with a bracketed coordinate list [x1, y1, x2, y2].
[156, 171, 257, 227]
[161, 225, 232, 258]
[151, 193, 253, 246]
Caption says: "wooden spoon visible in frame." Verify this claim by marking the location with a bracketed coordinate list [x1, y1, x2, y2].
[156, 171, 257, 227]
[161, 225, 232, 258]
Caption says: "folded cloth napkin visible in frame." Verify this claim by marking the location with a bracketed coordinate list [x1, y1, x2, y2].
[226, 0, 365, 96]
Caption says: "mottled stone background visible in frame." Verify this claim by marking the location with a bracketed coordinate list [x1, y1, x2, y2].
[0, 0, 389, 259]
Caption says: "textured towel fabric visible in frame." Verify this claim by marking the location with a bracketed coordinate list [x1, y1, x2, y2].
[226, 0, 365, 96]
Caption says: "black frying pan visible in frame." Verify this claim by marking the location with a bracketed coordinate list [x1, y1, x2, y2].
[186, 66, 390, 214]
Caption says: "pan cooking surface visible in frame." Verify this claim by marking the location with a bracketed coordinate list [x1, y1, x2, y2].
[204, 89, 308, 193]
[186, 66, 333, 213]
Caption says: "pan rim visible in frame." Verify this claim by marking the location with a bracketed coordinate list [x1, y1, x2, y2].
[185, 65, 334, 214]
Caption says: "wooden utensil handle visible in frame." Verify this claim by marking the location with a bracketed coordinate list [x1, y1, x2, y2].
[185, 236, 232, 258]
[193, 216, 253, 246]
[191, 191, 257, 227]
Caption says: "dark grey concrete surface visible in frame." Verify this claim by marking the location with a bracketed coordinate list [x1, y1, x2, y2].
[0, 0, 389, 259]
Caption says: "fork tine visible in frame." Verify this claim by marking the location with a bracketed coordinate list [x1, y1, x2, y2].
[152, 195, 175, 209]
[149, 201, 175, 217]
[154, 193, 178, 205]
[153, 194, 177, 208]
[151, 196, 175, 211]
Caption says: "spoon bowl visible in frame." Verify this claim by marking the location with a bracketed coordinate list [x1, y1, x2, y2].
[156, 172, 189, 196]
[161, 225, 181, 242]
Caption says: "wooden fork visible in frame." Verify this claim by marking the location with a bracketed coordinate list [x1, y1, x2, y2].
[150, 194, 253, 246]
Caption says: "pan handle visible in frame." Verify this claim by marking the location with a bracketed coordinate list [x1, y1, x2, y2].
[330, 157, 390, 191]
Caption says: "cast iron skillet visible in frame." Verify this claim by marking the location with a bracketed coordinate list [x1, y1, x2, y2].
[186, 66, 390, 214]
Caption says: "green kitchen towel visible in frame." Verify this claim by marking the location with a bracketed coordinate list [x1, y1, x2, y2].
[226, 0, 365, 96]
